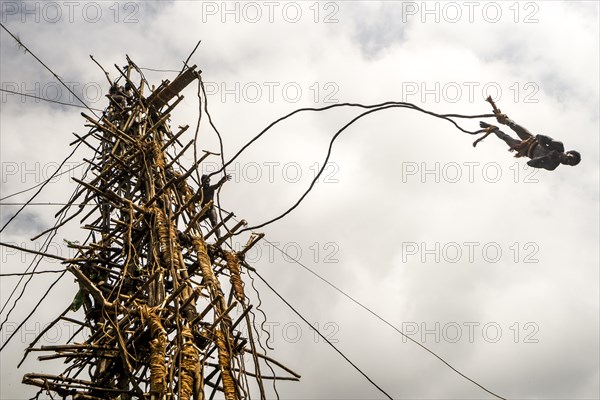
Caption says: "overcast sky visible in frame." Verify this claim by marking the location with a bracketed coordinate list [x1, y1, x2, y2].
[1, 1, 599, 399]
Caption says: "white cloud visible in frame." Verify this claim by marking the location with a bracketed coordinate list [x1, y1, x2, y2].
[1, 1, 598, 399]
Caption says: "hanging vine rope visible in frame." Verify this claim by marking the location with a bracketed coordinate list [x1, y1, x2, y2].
[235, 103, 493, 234]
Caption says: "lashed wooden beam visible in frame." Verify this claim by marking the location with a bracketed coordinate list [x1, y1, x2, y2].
[148, 65, 198, 109]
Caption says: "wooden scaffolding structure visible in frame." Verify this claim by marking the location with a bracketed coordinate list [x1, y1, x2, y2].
[20, 58, 299, 399]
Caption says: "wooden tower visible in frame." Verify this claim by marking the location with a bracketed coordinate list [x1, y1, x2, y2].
[20, 58, 298, 399]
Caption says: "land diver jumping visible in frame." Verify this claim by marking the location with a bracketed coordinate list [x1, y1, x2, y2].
[474, 96, 581, 171]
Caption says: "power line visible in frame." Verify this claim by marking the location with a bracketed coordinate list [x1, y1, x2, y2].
[0, 23, 99, 234]
[0, 271, 67, 352]
[261, 238, 507, 400]
[0, 88, 104, 112]
[0, 159, 95, 329]
[139, 66, 181, 73]
[0, 22, 99, 118]
[0, 202, 91, 206]
[0, 141, 83, 233]
[0, 162, 86, 202]
[0, 241, 67, 262]
[0, 101, 97, 328]
[252, 269, 394, 400]
[0, 269, 67, 277]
